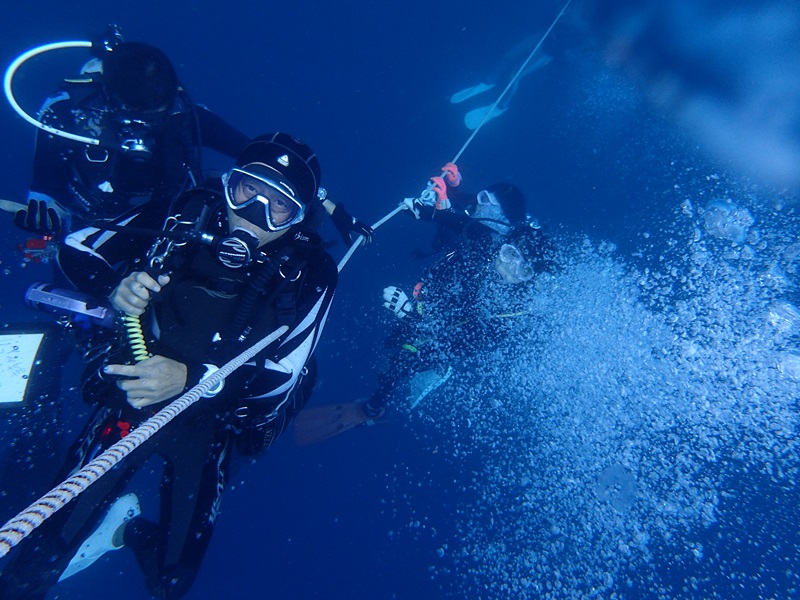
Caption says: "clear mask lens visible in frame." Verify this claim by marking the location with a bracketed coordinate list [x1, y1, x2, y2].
[223, 169, 305, 231]
[497, 243, 534, 283]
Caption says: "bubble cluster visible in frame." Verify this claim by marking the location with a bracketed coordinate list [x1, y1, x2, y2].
[384, 192, 800, 598]
[702, 200, 754, 244]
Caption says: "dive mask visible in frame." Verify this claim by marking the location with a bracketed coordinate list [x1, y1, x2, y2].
[495, 243, 535, 284]
[223, 166, 306, 232]
[477, 190, 500, 206]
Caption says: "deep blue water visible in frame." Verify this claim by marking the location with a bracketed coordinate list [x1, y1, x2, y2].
[1, 1, 799, 599]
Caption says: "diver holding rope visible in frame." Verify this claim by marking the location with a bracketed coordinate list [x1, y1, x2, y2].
[0, 133, 338, 599]
[370, 167, 553, 411]
[295, 164, 554, 445]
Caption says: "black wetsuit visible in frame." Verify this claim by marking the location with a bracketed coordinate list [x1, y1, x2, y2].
[0, 188, 337, 599]
[27, 77, 249, 233]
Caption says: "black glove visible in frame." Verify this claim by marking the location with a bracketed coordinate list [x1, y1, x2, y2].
[14, 199, 62, 236]
[330, 203, 374, 245]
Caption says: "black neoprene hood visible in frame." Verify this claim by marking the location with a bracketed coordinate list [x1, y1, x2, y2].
[102, 42, 179, 112]
[236, 133, 321, 205]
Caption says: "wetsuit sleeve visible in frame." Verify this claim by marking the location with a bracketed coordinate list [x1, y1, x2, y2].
[423, 188, 492, 241]
[447, 188, 474, 212]
[195, 105, 251, 158]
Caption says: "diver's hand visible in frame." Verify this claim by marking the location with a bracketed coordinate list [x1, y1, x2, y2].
[330, 203, 374, 245]
[14, 199, 62, 236]
[383, 286, 413, 318]
[441, 162, 461, 187]
[110, 272, 170, 316]
[104, 355, 188, 409]
[430, 177, 451, 210]
[350, 219, 374, 243]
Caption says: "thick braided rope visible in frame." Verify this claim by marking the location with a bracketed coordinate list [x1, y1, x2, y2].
[0, 325, 288, 558]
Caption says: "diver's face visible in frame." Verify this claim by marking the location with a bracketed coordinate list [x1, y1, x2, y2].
[222, 166, 307, 247]
[232, 175, 296, 227]
[227, 175, 291, 247]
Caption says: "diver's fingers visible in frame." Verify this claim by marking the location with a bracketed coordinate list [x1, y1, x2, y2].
[130, 272, 163, 296]
[104, 363, 137, 378]
[110, 271, 164, 314]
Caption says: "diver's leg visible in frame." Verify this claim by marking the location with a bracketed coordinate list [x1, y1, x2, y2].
[125, 411, 232, 599]
[365, 346, 425, 416]
[0, 407, 140, 597]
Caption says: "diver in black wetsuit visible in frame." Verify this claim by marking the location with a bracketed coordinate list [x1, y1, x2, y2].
[11, 28, 251, 237]
[364, 166, 553, 418]
[0, 133, 338, 599]
[9, 27, 373, 246]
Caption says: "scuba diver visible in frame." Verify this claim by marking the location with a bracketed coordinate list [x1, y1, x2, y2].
[5, 25, 373, 245]
[0, 27, 246, 552]
[294, 164, 552, 445]
[0, 133, 338, 599]
[366, 165, 552, 415]
[10, 26, 251, 237]
[449, 33, 553, 130]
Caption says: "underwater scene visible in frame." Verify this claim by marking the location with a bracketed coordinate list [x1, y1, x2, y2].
[0, 1, 798, 598]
